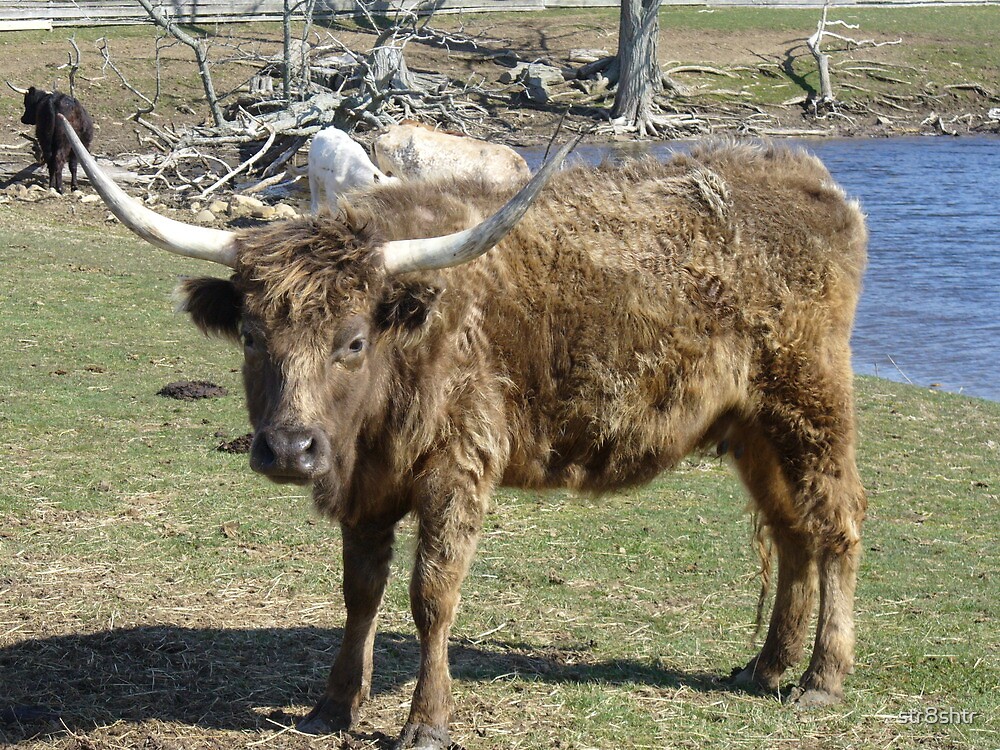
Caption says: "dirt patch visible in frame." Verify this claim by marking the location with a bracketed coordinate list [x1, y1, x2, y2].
[157, 380, 228, 401]
[216, 433, 253, 454]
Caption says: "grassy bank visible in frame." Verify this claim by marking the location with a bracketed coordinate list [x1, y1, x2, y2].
[1, 200, 998, 749]
[659, 5, 1000, 113]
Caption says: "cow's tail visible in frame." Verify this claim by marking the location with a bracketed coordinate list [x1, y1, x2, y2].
[751, 512, 773, 640]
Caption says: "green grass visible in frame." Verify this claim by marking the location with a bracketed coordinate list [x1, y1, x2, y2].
[654, 6, 1000, 110]
[1, 200, 998, 748]
[658, 5, 999, 38]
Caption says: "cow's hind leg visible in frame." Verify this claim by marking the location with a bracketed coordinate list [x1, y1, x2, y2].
[790, 448, 865, 706]
[297, 521, 395, 734]
[731, 428, 817, 693]
[47, 154, 63, 193]
[68, 150, 80, 192]
[737, 365, 866, 705]
[792, 529, 862, 706]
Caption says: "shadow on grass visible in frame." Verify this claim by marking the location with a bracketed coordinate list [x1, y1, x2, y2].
[0, 624, 729, 742]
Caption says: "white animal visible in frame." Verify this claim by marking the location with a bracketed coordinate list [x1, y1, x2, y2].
[308, 126, 394, 214]
[372, 122, 531, 184]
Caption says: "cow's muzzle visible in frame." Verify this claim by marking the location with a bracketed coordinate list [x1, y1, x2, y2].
[250, 426, 332, 483]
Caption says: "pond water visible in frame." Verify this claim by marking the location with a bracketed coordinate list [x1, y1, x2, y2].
[522, 137, 1000, 402]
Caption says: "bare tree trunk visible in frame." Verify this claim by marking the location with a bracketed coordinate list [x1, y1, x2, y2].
[135, 0, 224, 127]
[807, 3, 836, 107]
[280, 0, 319, 100]
[369, 43, 415, 92]
[59, 36, 82, 96]
[803, 3, 902, 118]
[283, 0, 293, 101]
[296, 0, 318, 94]
[612, 0, 663, 136]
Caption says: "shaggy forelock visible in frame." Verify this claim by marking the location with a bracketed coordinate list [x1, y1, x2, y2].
[234, 207, 385, 326]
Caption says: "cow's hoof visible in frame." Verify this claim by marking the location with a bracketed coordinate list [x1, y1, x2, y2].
[295, 698, 353, 735]
[729, 663, 780, 693]
[787, 685, 842, 708]
[393, 722, 450, 750]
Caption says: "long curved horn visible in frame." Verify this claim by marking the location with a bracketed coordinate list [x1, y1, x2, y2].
[6, 80, 29, 95]
[58, 114, 238, 268]
[380, 135, 581, 275]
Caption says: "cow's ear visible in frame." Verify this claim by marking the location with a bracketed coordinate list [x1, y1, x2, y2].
[175, 277, 242, 343]
[374, 280, 442, 337]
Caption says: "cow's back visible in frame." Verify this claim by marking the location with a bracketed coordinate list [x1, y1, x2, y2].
[36, 92, 94, 150]
[433, 143, 866, 491]
[373, 124, 531, 182]
[343, 142, 865, 491]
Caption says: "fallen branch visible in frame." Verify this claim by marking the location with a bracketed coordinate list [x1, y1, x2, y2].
[574, 55, 617, 83]
[135, 117, 178, 149]
[844, 58, 919, 72]
[0, 139, 33, 151]
[867, 73, 912, 86]
[200, 127, 277, 197]
[756, 127, 834, 137]
[259, 134, 310, 178]
[920, 111, 957, 135]
[665, 65, 738, 78]
[945, 82, 995, 97]
[875, 97, 916, 113]
[242, 172, 295, 195]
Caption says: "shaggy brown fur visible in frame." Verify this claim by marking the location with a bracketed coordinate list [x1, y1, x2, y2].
[179, 141, 868, 749]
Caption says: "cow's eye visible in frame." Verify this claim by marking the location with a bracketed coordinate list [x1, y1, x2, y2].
[336, 335, 367, 370]
[242, 330, 257, 351]
[334, 315, 369, 368]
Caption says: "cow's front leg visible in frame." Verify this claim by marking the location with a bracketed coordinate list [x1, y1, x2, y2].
[298, 521, 395, 734]
[396, 490, 486, 749]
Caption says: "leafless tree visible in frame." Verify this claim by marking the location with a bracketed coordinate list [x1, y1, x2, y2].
[57, 36, 83, 96]
[283, 0, 319, 100]
[806, 3, 838, 110]
[805, 2, 901, 117]
[98, 36, 160, 115]
[135, 0, 224, 127]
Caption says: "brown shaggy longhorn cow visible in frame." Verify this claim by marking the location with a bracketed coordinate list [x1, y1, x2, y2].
[60, 115, 867, 750]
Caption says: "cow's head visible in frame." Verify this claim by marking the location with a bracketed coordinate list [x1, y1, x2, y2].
[59, 115, 574, 492]
[19, 86, 45, 126]
[176, 216, 448, 489]
[6, 82, 43, 126]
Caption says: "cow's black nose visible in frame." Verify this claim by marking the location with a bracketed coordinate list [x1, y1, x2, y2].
[250, 427, 331, 482]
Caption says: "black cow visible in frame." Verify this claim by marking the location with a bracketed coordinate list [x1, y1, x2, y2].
[20, 87, 94, 193]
